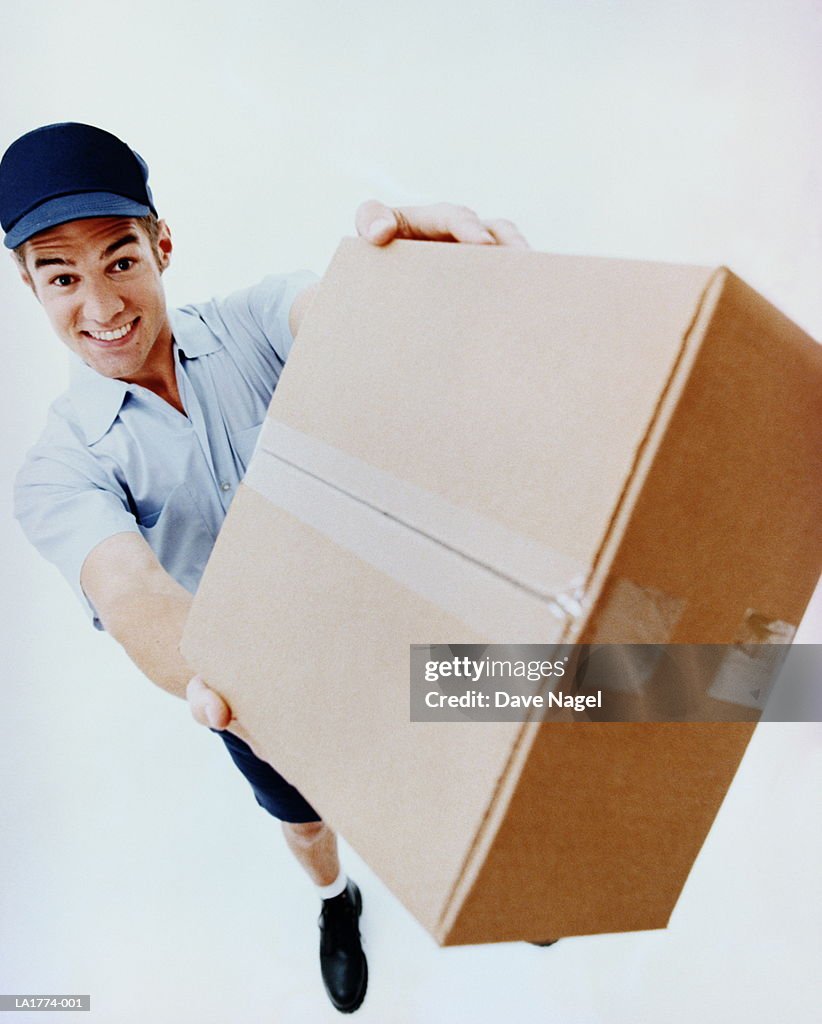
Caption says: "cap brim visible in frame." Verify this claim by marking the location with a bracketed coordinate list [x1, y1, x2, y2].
[4, 192, 152, 248]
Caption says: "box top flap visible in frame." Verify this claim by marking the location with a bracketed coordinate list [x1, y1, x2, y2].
[271, 239, 718, 581]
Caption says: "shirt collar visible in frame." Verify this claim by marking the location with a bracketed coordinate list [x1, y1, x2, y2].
[67, 309, 222, 445]
[169, 306, 223, 359]
[68, 356, 130, 446]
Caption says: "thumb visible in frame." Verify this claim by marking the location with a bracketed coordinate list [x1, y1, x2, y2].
[355, 199, 398, 245]
[186, 674, 232, 730]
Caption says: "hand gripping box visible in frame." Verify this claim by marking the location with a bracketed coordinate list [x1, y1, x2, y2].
[182, 239, 822, 943]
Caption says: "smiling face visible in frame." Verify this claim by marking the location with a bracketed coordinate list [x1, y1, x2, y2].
[18, 216, 174, 386]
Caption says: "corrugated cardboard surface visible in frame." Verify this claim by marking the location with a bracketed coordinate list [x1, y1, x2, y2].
[182, 240, 822, 944]
[443, 721, 756, 943]
[585, 271, 822, 644]
[268, 241, 718, 573]
[183, 486, 530, 934]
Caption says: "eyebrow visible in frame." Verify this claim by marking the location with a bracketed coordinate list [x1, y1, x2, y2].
[33, 254, 73, 269]
[33, 233, 140, 270]
[102, 233, 139, 257]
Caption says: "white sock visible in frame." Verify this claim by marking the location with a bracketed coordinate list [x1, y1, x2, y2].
[316, 869, 348, 901]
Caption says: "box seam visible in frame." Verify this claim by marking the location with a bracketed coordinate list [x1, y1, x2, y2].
[434, 266, 731, 940]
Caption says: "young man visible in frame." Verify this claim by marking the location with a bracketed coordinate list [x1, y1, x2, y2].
[1, 122, 528, 1014]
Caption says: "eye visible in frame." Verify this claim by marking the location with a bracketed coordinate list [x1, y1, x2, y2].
[112, 257, 135, 272]
[51, 274, 75, 288]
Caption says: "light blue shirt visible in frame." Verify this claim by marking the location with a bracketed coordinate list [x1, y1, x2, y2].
[15, 270, 316, 628]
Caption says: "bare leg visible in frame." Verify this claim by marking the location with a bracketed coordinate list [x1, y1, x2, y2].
[281, 819, 340, 886]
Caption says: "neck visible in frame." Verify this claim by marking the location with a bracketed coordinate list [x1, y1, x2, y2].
[136, 368, 186, 416]
[122, 324, 186, 416]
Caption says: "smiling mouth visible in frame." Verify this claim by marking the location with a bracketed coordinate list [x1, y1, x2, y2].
[83, 317, 139, 344]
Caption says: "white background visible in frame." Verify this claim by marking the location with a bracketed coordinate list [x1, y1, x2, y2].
[1, 2, 820, 1022]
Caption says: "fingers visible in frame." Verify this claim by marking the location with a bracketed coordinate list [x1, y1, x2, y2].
[186, 674, 232, 730]
[356, 200, 529, 248]
[483, 218, 530, 249]
[445, 206, 497, 245]
[388, 203, 496, 244]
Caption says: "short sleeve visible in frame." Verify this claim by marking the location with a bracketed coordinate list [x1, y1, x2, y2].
[211, 269, 318, 365]
[244, 269, 319, 363]
[14, 432, 140, 629]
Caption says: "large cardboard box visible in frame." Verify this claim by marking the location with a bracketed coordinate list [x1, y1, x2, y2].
[182, 240, 822, 943]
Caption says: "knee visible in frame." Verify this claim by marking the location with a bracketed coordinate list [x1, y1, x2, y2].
[282, 819, 327, 847]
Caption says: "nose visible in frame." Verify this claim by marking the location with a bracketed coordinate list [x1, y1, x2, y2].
[81, 277, 126, 325]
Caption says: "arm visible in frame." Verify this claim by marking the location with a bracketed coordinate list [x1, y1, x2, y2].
[81, 532, 192, 698]
[81, 532, 236, 733]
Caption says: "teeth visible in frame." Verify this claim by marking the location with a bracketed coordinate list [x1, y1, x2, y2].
[87, 319, 134, 341]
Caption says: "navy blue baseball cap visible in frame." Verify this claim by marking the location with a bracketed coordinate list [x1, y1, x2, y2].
[0, 122, 157, 249]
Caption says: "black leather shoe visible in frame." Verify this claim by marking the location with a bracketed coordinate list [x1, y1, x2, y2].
[319, 880, 368, 1013]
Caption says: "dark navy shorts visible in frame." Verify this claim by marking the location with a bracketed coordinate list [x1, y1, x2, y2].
[214, 729, 321, 824]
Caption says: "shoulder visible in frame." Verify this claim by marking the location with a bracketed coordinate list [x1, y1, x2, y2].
[21, 390, 92, 462]
[173, 271, 318, 328]
[171, 269, 319, 365]
[15, 391, 123, 495]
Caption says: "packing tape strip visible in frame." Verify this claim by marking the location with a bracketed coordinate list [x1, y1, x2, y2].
[587, 594, 796, 714]
[591, 577, 686, 646]
[708, 610, 796, 710]
[585, 577, 685, 691]
[255, 419, 586, 601]
[243, 419, 589, 641]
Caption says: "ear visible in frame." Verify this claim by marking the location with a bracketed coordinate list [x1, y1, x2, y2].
[156, 219, 172, 271]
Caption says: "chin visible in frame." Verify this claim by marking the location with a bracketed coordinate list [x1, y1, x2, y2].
[81, 348, 140, 378]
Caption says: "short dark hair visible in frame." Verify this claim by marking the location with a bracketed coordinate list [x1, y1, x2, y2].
[13, 212, 162, 271]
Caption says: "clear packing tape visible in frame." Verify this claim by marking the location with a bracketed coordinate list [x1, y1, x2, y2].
[243, 420, 810, 722]
[583, 581, 805, 720]
[244, 419, 589, 643]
